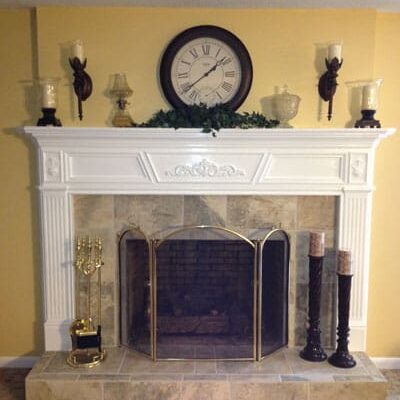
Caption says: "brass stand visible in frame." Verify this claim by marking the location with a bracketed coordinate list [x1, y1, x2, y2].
[68, 236, 106, 368]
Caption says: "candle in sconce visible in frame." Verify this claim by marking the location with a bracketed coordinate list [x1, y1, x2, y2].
[328, 42, 342, 62]
[337, 250, 352, 275]
[72, 40, 85, 63]
[309, 232, 325, 257]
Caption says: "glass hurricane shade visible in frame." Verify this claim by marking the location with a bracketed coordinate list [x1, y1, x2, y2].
[110, 73, 133, 99]
[361, 79, 383, 111]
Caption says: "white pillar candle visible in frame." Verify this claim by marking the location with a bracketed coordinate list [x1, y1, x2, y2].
[337, 250, 352, 275]
[362, 83, 378, 110]
[72, 40, 85, 62]
[328, 43, 342, 62]
[309, 232, 325, 257]
[41, 81, 57, 108]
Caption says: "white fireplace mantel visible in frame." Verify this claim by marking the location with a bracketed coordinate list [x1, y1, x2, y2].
[21, 126, 395, 351]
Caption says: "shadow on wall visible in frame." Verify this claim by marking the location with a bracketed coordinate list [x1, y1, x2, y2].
[59, 43, 76, 122]
[314, 44, 329, 122]
[345, 84, 363, 128]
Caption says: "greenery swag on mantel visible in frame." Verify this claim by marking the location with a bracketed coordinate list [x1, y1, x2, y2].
[135, 103, 279, 134]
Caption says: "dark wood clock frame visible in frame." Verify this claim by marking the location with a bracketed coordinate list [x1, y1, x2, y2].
[159, 25, 253, 110]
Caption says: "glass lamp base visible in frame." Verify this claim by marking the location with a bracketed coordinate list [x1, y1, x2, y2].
[112, 110, 134, 127]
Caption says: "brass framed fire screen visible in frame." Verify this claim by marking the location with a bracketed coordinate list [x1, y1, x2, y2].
[119, 225, 290, 361]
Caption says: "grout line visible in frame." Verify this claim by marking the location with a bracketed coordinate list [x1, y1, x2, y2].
[42, 353, 56, 372]
[117, 348, 127, 374]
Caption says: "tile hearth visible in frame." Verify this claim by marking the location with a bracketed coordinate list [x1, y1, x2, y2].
[26, 347, 388, 400]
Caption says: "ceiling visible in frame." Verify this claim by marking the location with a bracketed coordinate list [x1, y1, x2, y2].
[1, 0, 400, 11]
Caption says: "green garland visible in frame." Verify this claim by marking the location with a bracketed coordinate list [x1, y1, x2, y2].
[136, 103, 279, 134]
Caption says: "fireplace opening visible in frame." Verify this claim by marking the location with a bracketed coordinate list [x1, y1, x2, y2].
[119, 226, 290, 361]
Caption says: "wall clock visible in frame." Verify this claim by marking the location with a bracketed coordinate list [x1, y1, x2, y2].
[160, 25, 253, 110]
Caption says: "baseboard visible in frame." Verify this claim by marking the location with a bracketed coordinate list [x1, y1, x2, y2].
[0, 356, 39, 368]
[371, 357, 400, 369]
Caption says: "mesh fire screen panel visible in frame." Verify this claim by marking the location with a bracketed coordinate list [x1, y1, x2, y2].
[119, 226, 289, 361]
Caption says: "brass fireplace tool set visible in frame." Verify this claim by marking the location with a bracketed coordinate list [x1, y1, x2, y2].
[67, 236, 106, 368]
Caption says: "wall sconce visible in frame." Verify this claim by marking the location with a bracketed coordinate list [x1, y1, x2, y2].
[69, 40, 93, 121]
[110, 73, 134, 127]
[318, 42, 343, 121]
[355, 79, 383, 128]
[37, 77, 62, 126]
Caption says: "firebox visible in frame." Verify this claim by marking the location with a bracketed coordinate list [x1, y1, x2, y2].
[119, 225, 290, 361]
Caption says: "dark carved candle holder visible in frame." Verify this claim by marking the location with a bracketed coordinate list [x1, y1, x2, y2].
[355, 110, 381, 128]
[300, 255, 327, 362]
[69, 57, 93, 120]
[328, 274, 357, 368]
[318, 57, 343, 121]
[37, 108, 62, 127]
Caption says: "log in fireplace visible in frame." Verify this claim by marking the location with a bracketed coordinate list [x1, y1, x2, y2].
[119, 225, 289, 360]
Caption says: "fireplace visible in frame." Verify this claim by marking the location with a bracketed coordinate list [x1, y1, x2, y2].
[119, 225, 289, 360]
[20, 126, 394, 352]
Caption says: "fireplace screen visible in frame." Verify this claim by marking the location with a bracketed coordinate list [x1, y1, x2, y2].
[119, 226, 289, 361]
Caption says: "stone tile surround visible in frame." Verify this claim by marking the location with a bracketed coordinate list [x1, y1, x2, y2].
[74, 195, 338, 348]
[26, 347, 388, 400]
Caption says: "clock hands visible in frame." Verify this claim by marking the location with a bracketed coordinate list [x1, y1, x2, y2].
[183, 57, 226, 92]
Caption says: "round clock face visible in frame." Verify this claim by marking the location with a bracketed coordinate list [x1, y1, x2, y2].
[160, 26, 253, 110]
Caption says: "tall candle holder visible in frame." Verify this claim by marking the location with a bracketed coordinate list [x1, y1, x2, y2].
[355, 79, 382, 128]
[37, 78, 62, 127]
[67, 236, 105, 368]
[69, 40, 93, 121]
[300, 232, 328, 362]
[328, 250, 356, 368]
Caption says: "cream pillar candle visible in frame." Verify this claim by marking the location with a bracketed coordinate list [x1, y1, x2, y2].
[328, 42, 342, 61]
[362, 84, 378, 110]
[309, 232, 325, 257]
[337, 250, 352, 275]
[41, 79, 57, 108]
[72, 40, 84, 63]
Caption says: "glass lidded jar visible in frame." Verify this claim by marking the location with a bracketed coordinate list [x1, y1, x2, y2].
[273, 85, 301, 128]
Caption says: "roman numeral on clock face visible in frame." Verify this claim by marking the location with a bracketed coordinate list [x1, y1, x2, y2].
[189, 90, 199, 101]
[189, 48, 198, 59]
[224, 71, 235, 78]
[181, 82, 191, 93]
[178, 72, 189, 79]
[202, 44, 210, 55]
[221, 81, 233, 92]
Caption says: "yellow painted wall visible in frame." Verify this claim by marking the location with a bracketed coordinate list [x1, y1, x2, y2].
[368, 12, 400, 356]
[0, 6, 399, 357]
[0, 9, 43, 356]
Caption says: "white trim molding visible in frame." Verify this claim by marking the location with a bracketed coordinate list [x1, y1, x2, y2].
[372, 358, 400, 369]
[20, 126, 395, 351]
[0, 357, 39, 368]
